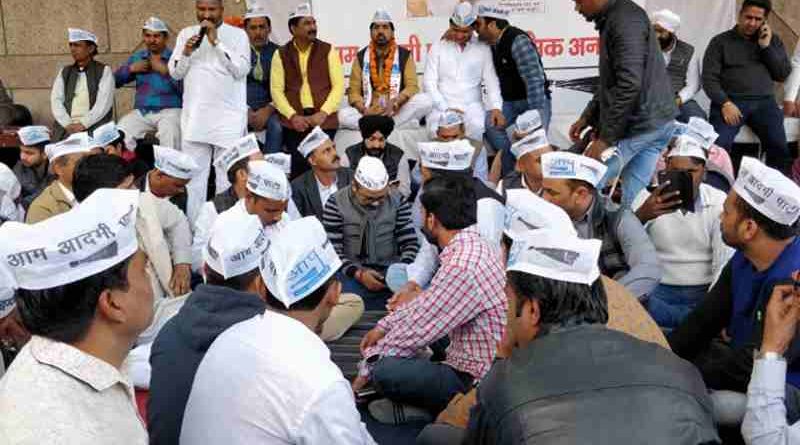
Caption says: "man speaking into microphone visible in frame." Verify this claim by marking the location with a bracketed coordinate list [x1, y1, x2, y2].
[169, 0, 250, 223]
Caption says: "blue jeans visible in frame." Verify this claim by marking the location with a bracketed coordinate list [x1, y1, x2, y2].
[484, 99, 552, 178]
[263, 113, 283, 154]
[372, 357, 473, 415]
[340, 272, 392, 311]
[677, 99, 707, 124]
[600, 120, 678, 209]
[710, 97, 792, 174]
[646, 283, 708, 329]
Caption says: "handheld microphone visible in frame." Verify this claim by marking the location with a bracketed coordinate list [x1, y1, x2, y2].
[193, 26, 207, 49]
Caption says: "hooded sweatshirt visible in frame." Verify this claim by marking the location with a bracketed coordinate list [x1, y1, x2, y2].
[147, 284, 266, 445]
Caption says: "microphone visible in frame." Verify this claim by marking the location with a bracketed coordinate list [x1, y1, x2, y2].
[193, 26, 207, 49]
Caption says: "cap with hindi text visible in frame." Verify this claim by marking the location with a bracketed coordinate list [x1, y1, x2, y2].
[541, 152, 608, 189]
[734, 157, 800, 226]
[504, 188, 576, 240]
[143, 17, 168, 33]
[511, 128, 549, 160]
[204, 203, 269, 279]
[264, 153, 292, 177]
[355, 156, 389, 191]
[506, 229, 602, 285]
[451, 2, 477, 27]
[68, 28, 97, 44]
[667, 134, 707, 162]
[289, 2, 314, 20]
[247, 160, 290, 201]
[215, 133, 261, 174]
[17, 126, 50, 147]
[419, 140, 474, 171]
[154, 145, 198, 180]
[298, 126, 331, 158]
[45, 132, 94, 162]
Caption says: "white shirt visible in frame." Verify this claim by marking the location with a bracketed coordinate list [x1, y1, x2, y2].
[51, 65, 115, 129]
[423, 37, 503, 113]
[785, 41, 800, 103]
[191, 199, 295, 272]
[632, 183, 733, 286]
[169, 23, 250, 146]
[181, 311, 376, 445]
[662, 42, 702, 105]
[742, 358, 800, 445]
[0, 336, 147, 445]
[58, 181, 77, 206]
[316, 175, 339, 208]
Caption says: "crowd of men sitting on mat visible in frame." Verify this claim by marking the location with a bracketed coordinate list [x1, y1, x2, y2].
[1, 0, 800, 443]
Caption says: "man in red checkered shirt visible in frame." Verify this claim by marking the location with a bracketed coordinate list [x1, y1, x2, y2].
[353, 175, 507, 421]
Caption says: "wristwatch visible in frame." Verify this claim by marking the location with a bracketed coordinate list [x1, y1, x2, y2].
[755, 350, 786, 361]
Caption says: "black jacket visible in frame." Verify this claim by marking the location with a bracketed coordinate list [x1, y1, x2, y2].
[468, 325, 719, 445]
[291, 167, 353, 221]
[580, 0, 677, 145]
[147, 285, 266, 445]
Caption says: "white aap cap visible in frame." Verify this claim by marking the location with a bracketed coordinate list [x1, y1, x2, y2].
[154, 145, 198, 180]
[511, 128, 550, 160]
[289, 2, 314, 20]
[45, 132, 94, 162]
[259, 216, 342, 308]
[92, 121, 126, 149]
[504, 188, 576, 240]
[667, 134, 707, 162]
[438, 110, 465, 130]
[143, 16, 168, 33]
[68, 28, 97, 44]
[507, 229, 602, 285]
[298, 126, 332, 158]
[264, 153, 292, 176]
[355, 156, 389, 191]
[514, 110, 543, 136]
[451, 2, 477, 27]
[541, 152, 608, 189]
[476, 2, 511, 20]
[0, 189, 139, 291]
[204, 204, 269, 279]
[651, 9, 681, 34]
[215, 134, 261, 174]
[245, 0, 271, 19]
[17, 126, 51, 147]
[247, 160, 290, 201]
[373, 8, 393, 23]
[734, 157, 800, 226]
[0, 163, 21, 204]
[419, 140, 474, 171]
[684, 117, 719, 149]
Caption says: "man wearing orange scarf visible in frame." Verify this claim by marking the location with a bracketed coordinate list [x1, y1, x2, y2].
[340, 9, 432, 131]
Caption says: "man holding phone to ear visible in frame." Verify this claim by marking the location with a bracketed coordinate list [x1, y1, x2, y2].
[169, 0, 251, 224]
[703, 0, 793, 174]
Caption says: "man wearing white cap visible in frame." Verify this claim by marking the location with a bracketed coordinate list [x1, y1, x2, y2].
[323, 156, 418, 307]
[244, 0, 282, 154]
[181, 217, 375, 444]
[26, 132, 93, 223]
[238, 160, 295, 232]
[170, 0, 251, 224]
[474, 3, 552, 180]
[541, 152, 661, 300]
[632, 134, 733, 329]
[191, 134, 264, 271]
[131, 145, 196, 216]
[271, 2, 345, 178]
[424, 2, 504, 145]
[650, 9, 705, 123]
[115, 16, 183, 152]
[291, 126, 354, 221]
[339, 9, 432, 131]
[497, 125, 553, 195]
[13, 125, 51, 210]
[463, 230, 717, 444]
[670, 156, 800, 421]
[91, 121, 129, 156]
[0, 189, 151, 444]
[355, 175, 505, 424]
[51, 28, 115, 141]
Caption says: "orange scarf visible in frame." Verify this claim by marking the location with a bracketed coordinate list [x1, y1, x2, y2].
[369, 40, 397, 94]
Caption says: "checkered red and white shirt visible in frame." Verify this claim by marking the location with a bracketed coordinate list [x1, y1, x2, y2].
[359, 227, 507, 380]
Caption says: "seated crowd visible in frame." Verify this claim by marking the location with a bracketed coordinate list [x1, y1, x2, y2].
[1, 0, 800, 443]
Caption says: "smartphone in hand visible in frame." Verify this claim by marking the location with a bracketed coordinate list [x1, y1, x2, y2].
[657, 170, 695, 212]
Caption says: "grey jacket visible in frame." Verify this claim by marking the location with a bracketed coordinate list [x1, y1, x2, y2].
[468, 325, 719, 445]
[290, 168, 353, 221]
[580, 0, 677, 145]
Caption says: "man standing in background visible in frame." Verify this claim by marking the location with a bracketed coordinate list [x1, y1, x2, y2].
[170, 0, 251, 223]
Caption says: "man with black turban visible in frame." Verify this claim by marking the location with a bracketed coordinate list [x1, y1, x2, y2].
[345, 115, 411, 198]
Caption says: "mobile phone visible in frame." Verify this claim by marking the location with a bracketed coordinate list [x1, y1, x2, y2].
[657, 170, 694, 212]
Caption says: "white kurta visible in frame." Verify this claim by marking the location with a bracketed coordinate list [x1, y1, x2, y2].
[662, 45, 702, 105]
[169, 24, 250, 146]
[181, 312, 375, 445]
[785, 41, 800, 103]
[50, 65, 115, 129]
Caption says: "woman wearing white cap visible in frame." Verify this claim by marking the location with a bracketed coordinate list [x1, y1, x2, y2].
[51, 28, 115, 141]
